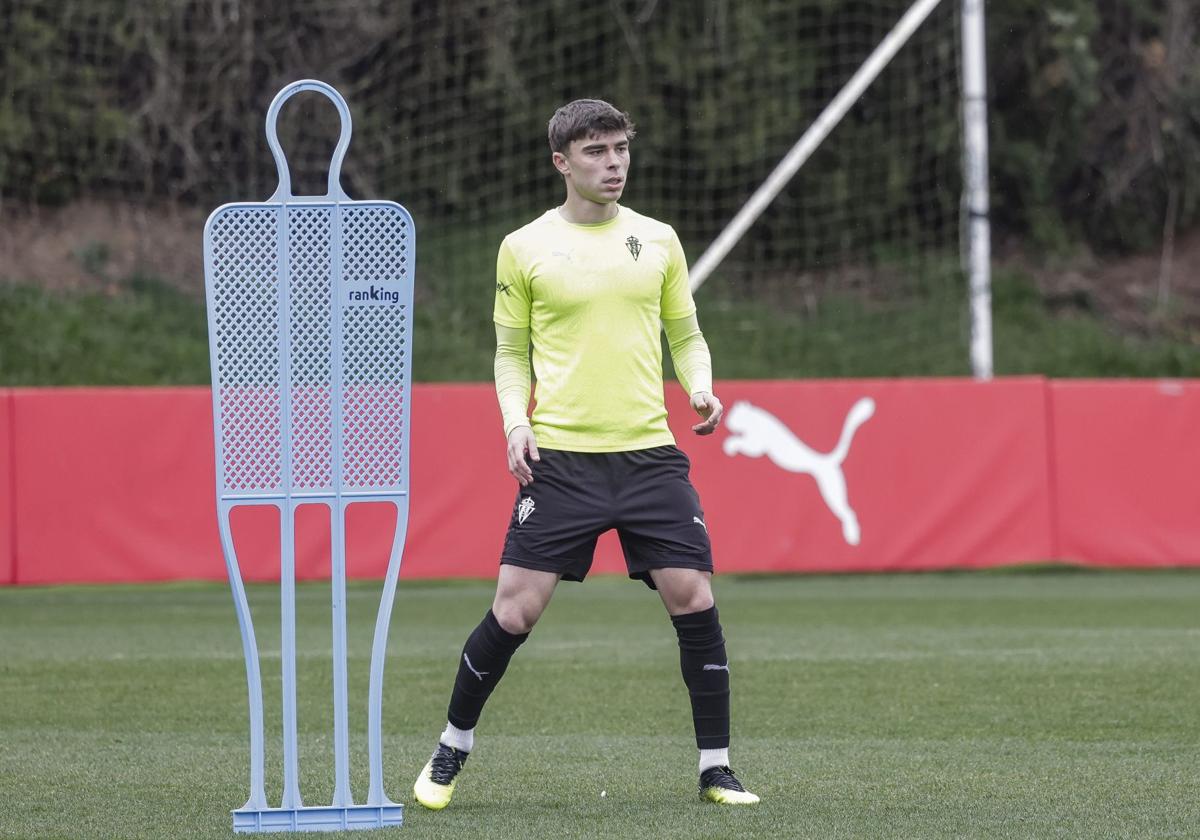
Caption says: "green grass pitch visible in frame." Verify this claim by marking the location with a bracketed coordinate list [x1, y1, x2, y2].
[2, 571, 1198, 839]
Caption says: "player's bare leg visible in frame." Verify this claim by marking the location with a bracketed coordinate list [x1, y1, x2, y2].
[414, 565, 558, 810]
[651, 567, 760, 805]
[491, 563, 560, 634]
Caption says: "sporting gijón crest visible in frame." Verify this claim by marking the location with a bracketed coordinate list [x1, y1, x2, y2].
[517, 496, 535, 524]
[625, 235, 642, 260]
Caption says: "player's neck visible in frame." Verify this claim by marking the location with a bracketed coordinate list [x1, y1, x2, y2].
[557, 194, 619, 225]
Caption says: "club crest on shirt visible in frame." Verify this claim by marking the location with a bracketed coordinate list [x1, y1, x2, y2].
[517, 496, 536, 524]
[625, 235, 642, 260]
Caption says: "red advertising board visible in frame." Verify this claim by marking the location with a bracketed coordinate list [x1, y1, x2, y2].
[683, 379, 1054, 574]
[3, 378, 1197, 585]
[11, 388, 222, 584]
[1, 391, 13, 585]
[1050, 380, 1200, 566]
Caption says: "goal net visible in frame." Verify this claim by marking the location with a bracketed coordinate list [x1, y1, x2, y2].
[0, 0, 966, 378]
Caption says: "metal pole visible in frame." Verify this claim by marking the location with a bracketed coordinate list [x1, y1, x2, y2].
[962, 0, 993, 379]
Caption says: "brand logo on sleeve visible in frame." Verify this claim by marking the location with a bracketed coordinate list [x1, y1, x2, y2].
[496, 281, 513, 296]
[625, 235, 642, 260]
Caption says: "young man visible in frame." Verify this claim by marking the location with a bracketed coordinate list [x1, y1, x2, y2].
[413, 99, 758, 808]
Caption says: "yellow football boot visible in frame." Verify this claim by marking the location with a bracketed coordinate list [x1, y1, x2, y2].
[699, 766, 760, 805]
[413, 743, 469, 810]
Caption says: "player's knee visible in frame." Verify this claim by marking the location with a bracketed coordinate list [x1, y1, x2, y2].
[680, 591, 715, 615]
[653, 568, 715, 615]
[667, 587, 714, 616]
[492, 603, 540, 635]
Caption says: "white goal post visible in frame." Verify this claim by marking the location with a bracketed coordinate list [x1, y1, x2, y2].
[688, 0, 994, 379]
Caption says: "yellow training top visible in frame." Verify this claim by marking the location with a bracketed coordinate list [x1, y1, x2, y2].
[493, 206, 698, 452]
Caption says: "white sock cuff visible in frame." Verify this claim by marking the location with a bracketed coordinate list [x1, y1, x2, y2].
[440, 722, 474, 754]
[699, 748, 730, 773]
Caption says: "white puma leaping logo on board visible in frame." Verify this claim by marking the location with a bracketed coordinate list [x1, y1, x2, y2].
[722, 398, 875, 546]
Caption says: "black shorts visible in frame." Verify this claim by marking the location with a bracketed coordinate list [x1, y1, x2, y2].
[500, 445, 714, 589]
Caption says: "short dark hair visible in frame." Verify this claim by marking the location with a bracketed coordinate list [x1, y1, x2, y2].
[547, 99, 636, 153]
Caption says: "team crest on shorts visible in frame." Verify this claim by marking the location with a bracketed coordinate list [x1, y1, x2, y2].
[517, 496, 536, 524]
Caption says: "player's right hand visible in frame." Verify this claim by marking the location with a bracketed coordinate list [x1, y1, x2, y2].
[506, 426, 540, 486]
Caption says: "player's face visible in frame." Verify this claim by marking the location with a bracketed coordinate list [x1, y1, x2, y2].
[554, 131, 630, 205]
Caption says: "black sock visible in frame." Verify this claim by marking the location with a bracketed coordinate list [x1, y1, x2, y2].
[446, 610, 530, 731]
[671, 605, 731, 750]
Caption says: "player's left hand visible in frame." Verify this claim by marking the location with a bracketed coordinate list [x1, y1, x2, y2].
[690, 391, 723, 435]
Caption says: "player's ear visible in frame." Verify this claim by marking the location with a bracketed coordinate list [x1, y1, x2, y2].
[551, 151, 570, 176]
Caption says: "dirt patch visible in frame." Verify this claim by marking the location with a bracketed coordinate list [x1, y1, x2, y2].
[1008, 231, 1200, 342]
[2, 199, 1198, 347]
[0, 201, 207, 295]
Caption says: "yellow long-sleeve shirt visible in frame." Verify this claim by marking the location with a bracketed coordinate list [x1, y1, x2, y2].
[493, 206, 711, 451]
